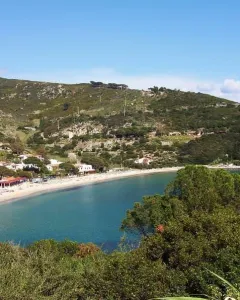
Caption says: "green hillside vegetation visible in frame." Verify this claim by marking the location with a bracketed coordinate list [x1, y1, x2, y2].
[1, 77, 240, 168]
[0, 166, 239, 299]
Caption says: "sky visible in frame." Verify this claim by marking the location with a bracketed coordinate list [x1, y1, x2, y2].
[1, 0, 240, 101]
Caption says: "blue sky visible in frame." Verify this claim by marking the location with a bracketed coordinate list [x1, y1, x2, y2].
[1, 0, 240, 100]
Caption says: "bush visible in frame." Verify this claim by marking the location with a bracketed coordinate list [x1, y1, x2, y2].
[17, 170, 33, 179]
[75, 243, 100, 258]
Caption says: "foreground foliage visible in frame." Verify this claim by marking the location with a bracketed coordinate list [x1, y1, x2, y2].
[0, 166, 239, 299]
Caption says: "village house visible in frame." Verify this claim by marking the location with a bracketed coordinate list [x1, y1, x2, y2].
[0, 176, 27, 188]
[44, 159, 63, 172]
[168, 131, 181, 136]
[161, 141, 173, 146]
[10, 162, 39, 171]
[19, 154, 29, 161]
[186, 129, 204, 137]
[134, 157, 152, 165]
[46, 165, 53, 172]
[49, 159, 63, 167]
[78, 164, 95, 174]
[141, 90, 154, 97]
[216, 103, 227, 108]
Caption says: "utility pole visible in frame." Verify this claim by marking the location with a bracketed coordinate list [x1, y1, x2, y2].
[57, 119, 60, 131]
[141, 100, 145, 123]
[72, 112, 76, 133]
[123, 93, 127, 117]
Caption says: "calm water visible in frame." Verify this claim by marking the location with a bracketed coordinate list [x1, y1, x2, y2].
[0, 173, 176, 249]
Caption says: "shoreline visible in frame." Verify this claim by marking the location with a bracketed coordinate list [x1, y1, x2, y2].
[0, 167, 181, 205]
[1, 165, 240, 205]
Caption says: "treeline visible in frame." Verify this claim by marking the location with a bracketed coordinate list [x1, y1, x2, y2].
[148, 89, 239, 132]
[179, 132, 240, 164]
[0, 165, 33, 179]
[0, 166, 239, 299]
[90, 81, 128, 90]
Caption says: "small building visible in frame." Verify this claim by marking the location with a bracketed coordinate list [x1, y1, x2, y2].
[13, 163, 25, 170]
[46, 164, 53, 172]
[168, 131, 181, 136]
[134, 157, 152, 165]
[49, 159, 63, 167]
[19, 154, 31, 161]
[78, 164, 95, 174]
[5, 163, 21, 171]
[161, 141, 173, 146]
[0, 176, 27, 188]
[186, 130, 197, 136]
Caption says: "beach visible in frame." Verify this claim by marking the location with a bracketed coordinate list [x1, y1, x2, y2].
[1, 165, 240, 204]
[0, 167, 182, 204]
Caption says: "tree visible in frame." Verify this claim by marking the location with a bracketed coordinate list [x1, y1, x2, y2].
[27, 132, 45, 146]
[9, 137, 24, 155]
[81, 153, 108, 172]
[212, 168, 235, 205]
[23, 157, 51, 175]
[166, 166, 237, 212]
[35, 146, 47, 158]
[23, 157, 43, 168]
[149, 86, 160, 95]
[59, 162, 78, 175]
[143, 206, 240, 297]
[107, 83, 128, 90]
[0, 166, 15, 179]
[165, 165, 219, 213]
[90, 81, 104, 88]
[122, 166, 240, 238]
[16, 170, 32, 179]
[119, 165, 240, 298]
[121, 195, 183, 236]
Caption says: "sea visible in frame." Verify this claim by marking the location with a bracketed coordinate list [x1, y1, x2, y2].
[0, 172, 175, 249]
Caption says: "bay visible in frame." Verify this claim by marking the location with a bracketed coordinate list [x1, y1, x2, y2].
[0, 172, 176, 249]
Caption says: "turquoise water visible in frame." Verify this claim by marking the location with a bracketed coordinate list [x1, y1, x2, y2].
[0, 173, 176, 249]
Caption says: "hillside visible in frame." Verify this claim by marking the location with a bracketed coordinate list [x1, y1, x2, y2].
[1, 77, 240, 167]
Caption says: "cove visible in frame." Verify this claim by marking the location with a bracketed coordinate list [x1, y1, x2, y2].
[0, 172, 176, 249]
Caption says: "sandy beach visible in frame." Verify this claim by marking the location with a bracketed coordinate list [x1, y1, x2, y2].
[1, 165, 240, 204]
[0, 167, 182, 204]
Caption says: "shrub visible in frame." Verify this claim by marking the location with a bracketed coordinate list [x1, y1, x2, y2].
[75, 243, 100, 258]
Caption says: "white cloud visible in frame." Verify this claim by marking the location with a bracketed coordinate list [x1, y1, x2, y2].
[6, 68, 240, 102]
[220, 79, 240, 94]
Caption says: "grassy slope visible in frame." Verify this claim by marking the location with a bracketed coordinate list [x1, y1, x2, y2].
[1, 77, 239, 143]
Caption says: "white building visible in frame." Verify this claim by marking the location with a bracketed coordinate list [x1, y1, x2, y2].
[5, 163, 17, 170]
[13, 163, 25, 170]
[78, 164, 95, 174]
[168, 131, 181, 136]
[134, 157, 152, 165]
[5, 162, 39, 171]
[49, 159, 63, 167]
[46, 164, 53, 172]
[19, 154, 29, 161]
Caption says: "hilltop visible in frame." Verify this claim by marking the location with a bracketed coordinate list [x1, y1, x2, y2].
[1, 77, 240, 167]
